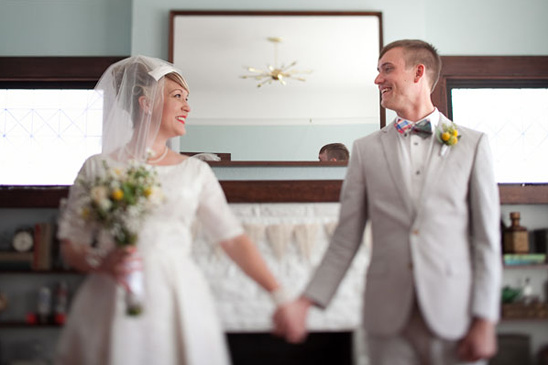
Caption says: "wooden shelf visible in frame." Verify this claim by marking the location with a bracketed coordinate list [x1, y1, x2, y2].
[0, 269, 82, 275]
[0, 321, 63, 328]
[501, 317, 548, 322]
[501, 302, 548, 320]
[503, 264, 548, 269]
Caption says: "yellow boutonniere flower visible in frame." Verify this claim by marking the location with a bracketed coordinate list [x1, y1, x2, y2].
[435, 122, 461, 156]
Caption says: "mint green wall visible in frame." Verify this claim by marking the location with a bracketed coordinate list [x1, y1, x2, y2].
[0, 0, 131, 56]
[131, 0, 548, 59]
[3, 0, 545, 57]
[424, 0, 548, 56]
[1, 0, 546, 59]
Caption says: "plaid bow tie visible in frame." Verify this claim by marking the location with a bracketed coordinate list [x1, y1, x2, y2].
[395, 118, 432, 138]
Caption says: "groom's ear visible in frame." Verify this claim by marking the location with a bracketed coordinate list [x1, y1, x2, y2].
[414, 64, 426, 83]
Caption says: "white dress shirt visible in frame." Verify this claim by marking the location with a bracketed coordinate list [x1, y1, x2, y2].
[395, 108, 440, 208]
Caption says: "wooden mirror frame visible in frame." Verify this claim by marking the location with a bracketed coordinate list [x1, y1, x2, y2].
[168, 10, 385, 164]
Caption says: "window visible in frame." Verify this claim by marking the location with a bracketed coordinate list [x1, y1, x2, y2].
[1, 84, 103, 185]
[450, 85, 548, 183]
[432, 56, 548, 204]
[0, 57, 124, 187]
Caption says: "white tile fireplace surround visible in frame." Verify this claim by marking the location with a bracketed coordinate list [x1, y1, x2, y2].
[191, 202, 371, 332]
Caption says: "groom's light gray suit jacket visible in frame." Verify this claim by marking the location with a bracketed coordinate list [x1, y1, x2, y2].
[305, 115, 501, 340]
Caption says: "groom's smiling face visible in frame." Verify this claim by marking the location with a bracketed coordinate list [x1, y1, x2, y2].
[374, 47, 418, 114]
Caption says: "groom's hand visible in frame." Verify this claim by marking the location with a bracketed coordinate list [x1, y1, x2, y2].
[457, 317, 497, 362]
[272, 296, 312, 343]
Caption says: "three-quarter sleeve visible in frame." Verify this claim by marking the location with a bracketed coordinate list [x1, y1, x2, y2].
[195, 164, 244, 243]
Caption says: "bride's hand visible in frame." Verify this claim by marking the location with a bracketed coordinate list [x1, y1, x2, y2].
[96, 246, 138, 285]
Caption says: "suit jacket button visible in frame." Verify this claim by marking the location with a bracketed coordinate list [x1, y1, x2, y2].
[412, 229, 420, 235]
[408, 262, 414, 270]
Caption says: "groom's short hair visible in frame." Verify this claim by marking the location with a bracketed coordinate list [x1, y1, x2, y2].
[379, 39, 442, 92]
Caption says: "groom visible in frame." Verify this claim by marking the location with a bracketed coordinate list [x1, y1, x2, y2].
[274, 39, 501, 365]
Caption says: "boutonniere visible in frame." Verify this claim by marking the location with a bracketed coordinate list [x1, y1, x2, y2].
[435, 121, 461, 156]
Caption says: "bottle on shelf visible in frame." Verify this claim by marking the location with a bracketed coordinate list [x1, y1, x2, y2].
[54, 281, 68, 325]
[521, 277, 534, 305]
[37, 286, 52, 324]
[0, 289, 7, 313]
[503, 211, 529, 254]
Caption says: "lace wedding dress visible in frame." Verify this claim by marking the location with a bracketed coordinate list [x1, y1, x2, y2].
[56, 155, 243, 365]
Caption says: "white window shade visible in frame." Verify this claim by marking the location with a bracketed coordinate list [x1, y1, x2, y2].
[451, 88, 548, 183]
[0, 89, 103, 185]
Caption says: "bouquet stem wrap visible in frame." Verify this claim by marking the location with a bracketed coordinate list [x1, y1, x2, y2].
[124, 251, 145, 316]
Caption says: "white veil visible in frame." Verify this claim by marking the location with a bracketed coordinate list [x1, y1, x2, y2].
[96, 55, 188, 163]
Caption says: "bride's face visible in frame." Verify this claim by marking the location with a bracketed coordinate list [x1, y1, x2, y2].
[158, 78, 191, 139]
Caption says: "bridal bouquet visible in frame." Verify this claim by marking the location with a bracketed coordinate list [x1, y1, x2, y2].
[78, 159, 163, 315]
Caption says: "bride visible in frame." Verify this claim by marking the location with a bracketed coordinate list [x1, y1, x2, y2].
[56, 55, 287, 365]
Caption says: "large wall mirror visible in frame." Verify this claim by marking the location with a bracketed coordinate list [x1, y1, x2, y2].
[169, 11, 383, 162]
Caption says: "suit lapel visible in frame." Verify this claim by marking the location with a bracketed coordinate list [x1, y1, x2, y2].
[380, 123, 414, 217]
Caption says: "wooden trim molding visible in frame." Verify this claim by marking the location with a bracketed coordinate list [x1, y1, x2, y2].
[0, 181, 343, 207]
[432, 56, 548, 117]
[1, 182, 547, 208]
[498, 184, 548, 205]
[0, 57, 126, 82]
[208, 161, 347, 167]
[220, 180, 342, 202]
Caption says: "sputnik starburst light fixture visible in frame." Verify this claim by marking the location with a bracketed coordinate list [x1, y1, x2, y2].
[240, 37, 312, 88]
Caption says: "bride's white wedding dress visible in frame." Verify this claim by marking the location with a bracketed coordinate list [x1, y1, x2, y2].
[56, 155, 243, 365]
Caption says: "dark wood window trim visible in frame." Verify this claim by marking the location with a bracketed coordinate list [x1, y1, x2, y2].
[0, 57, 126, 82]
[432, 56, 548, 204]
[0, 56, 124, 207]
[432, 56, 548, 116]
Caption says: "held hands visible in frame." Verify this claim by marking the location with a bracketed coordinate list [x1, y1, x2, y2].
[272, 296, 312, 344]
[457, 317, 497, 362]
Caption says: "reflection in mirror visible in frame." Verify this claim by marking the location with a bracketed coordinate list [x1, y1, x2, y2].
[451, 87, 548, 183]
[170, 11, 383, 161]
